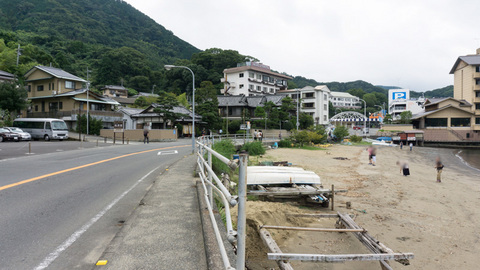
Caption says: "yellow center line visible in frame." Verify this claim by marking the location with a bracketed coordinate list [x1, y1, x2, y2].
[0, 145, 189, 192]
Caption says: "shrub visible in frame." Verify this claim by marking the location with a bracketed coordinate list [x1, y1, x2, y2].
[350, 135, 362, 143]
[307, 131, 325, 144]
[212, 139, 236, 174]
[278, 139, 293, 148]
[241, 141, 265, 156]
[333, 125, 349, 142]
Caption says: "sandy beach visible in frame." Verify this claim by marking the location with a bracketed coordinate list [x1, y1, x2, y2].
[239, 145, 480, 270]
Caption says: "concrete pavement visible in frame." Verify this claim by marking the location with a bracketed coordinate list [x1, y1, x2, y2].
[95, 154, 208, 270]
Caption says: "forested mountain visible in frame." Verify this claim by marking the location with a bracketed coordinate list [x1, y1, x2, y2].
[0, 0, 199, 87]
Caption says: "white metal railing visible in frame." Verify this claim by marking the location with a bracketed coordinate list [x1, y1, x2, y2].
[196, 138, 248, 270]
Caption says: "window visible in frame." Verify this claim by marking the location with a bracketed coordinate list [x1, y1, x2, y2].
[263, 87, 267, 92]
[304, 103, 314, 108]
[270, 88, 274, 93]
[256, 86, 261, 91]
[27, 85, 31, 92]
[239, 84, 244, 89]
[476, 66, 480, 72]
[305, 93, 314, 98]
[476, 117, 480, 125]
[451, 118, 470, 127]
[65, 81, 75, 89]
[249, 72, 254, 78]
[249, 84, 254, 90]
[51, 83, 54, 90]
[324, 94, 327, 99]
[239, 73, 244, 78]
[324, 104, 327, 110]
[59, 102, 63, 110]
[333, 102, 337, 105]
[476, 104, 480, 110]
[425, 118, 447, 127]
[37, 85, 44, 91]
[476, 91, 480, 98]
[256, 74, 262, 80]
[324, 115, 327, 121]
[35, 105, 38, 111]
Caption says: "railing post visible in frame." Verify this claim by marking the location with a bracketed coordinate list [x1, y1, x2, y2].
[236, 152, 248, 270]
[208, 142, 213, 207]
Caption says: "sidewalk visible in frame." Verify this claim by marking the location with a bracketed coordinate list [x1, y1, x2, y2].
[96, 154, 208, 270]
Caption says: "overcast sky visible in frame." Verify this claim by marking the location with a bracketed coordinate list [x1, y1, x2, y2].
[125, 0, 480, 92]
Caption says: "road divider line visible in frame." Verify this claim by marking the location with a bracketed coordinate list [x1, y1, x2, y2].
[0, 145, 188, 192]
[33, 166, 160, 270]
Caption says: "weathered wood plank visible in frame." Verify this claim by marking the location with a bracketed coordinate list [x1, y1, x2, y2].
[267, 252, 414, 262]
[258, 228, 294, 270]
[261, 225, 365, 232]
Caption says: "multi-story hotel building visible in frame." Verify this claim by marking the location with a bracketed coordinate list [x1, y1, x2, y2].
[329, 91, 361, 109]
[279, 85, 331, 125]
[221, 62, 292, 96]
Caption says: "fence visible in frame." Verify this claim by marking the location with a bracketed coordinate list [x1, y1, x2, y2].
[196, 138, 248, 270]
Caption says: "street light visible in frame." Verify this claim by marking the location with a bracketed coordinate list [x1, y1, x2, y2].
[296, 90, 300, 130]
[165, 65, 196, 153]
[359, 99, 367, 136]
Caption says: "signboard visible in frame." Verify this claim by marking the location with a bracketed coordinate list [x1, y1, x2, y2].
[407, 137, 416, 141]
[240, 124, 247, 130]
[388, 89, 410, 104]
[114, 121, 124, 132]
[392, 136, 401, 141]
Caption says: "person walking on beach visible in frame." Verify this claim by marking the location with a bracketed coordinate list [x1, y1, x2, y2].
[399, 141, 403, 150]
[435, 157, 444, 182]
[143, 128, 149, 144]
[366, 146, 373, 165]
[253, 130, 258, 141]
[409, 142, 413, 151]
[371, 147, 377, 166]
[396, 160, 410, 176]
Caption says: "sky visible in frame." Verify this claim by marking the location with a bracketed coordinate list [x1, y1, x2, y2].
[124, 0, 480, 92]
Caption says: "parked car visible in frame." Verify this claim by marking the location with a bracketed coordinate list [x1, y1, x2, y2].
[353, 126, 362, 130]
[5, 127, 32, 141]
[0, 128, 20, 142]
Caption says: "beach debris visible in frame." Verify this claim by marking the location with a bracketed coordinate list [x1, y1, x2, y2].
[354, 209, 367, 214]
[259, 212, 414, 269]
[333, 157, 349, 160]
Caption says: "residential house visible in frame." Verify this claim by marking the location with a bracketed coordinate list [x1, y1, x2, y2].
[217, 95, 286, 121]
[221, 62, 292, 96]
[101, 85, 128, 98]
[278, 85, 331, 125]
[119, 104, 201, 136]
[24, 65, 122, 129]
[0, 70, 15, 82]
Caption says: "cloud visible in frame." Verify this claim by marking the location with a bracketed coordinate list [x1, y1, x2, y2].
[125, 0, 480, 91]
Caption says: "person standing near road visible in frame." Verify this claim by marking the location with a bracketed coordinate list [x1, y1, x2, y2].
[143, 128, 149, 144]
[409, 142, 413, 151]
[435, 157, 444, 183]
[399, 141, 403, 150]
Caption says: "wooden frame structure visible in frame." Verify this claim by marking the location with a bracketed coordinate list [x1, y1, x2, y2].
[259, 212, 414, 270]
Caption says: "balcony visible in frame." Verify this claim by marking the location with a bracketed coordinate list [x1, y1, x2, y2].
[474, 72, 480, 78]
[474, 84, 480, 91]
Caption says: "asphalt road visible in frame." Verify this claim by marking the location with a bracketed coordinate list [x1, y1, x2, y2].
[0, 140, 191, 270]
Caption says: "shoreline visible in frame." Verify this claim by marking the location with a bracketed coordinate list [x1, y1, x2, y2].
[242, 144, 480, 270]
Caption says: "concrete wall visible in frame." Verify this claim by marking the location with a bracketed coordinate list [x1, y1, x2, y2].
[100, 129, 178, 142]
[381, 124, 414, 131]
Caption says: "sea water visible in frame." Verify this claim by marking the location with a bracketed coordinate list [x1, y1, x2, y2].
[456, 149, 480, 172]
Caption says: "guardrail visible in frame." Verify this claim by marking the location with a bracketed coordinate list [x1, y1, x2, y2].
[196, 138, 248, 270]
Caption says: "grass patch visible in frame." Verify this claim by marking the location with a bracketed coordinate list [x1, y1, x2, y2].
[351, 141, 372, 146]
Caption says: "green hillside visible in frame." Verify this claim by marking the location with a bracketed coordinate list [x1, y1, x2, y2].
[0, 0, 199, 86]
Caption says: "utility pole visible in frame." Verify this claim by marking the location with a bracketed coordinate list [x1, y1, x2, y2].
[86, 67, 91, 135]
[152, 84, 156, 94]
[16, 44, 22, 66]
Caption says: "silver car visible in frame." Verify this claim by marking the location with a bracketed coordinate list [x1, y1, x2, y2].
[5, 127, 32, 141]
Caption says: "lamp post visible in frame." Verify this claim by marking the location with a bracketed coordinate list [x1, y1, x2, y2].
[165, 65, 196, 153]
[296, 90, 300, 130]
[359, 99, 367, 136]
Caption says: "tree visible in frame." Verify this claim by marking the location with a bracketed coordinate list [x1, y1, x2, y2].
[0, 82, 28, 113]
[347, 88, 366, 99]
[362, 93, 378, 107]
[195, 81, 221, 130]
[176, 93, 189, 108]
[328, 101, 336, 118]
[154, 91, 180, 128]
[399, 110, 413, 124]
[333, 125, 349, 142]
[299, 113, 314, 129]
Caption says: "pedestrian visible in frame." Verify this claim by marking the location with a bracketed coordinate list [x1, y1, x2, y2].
[259, 130, 263, 142]
[253, 129, 258, 141]
[396, 160, 410, 176]
[279, 133, 282, 140]
[400, 141, 403, 150]
[202, 128, 206, 137]
[435, 157, 444, 183]
[143, 128, 149, 144]
[366, 146, 373, 165]
[371, 147, 377, 166]
[409, 142, 413, 151]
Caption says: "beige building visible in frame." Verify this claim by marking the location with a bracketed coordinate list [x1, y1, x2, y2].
[24, 66, 121, 129]
[449, 49, 480, 129]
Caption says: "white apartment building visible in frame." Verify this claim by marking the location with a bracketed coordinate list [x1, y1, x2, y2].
[221, 62, 292, 96]
[329, 91, 361, 109]
[279, 85, 331, 125]
[388, 89, 425, 120]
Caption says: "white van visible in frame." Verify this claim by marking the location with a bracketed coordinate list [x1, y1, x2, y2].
[13, 118, 69, 141]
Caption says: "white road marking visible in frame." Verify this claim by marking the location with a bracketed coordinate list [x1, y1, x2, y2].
[157, 150, 178, 155]
[33, 166, 160, 270]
